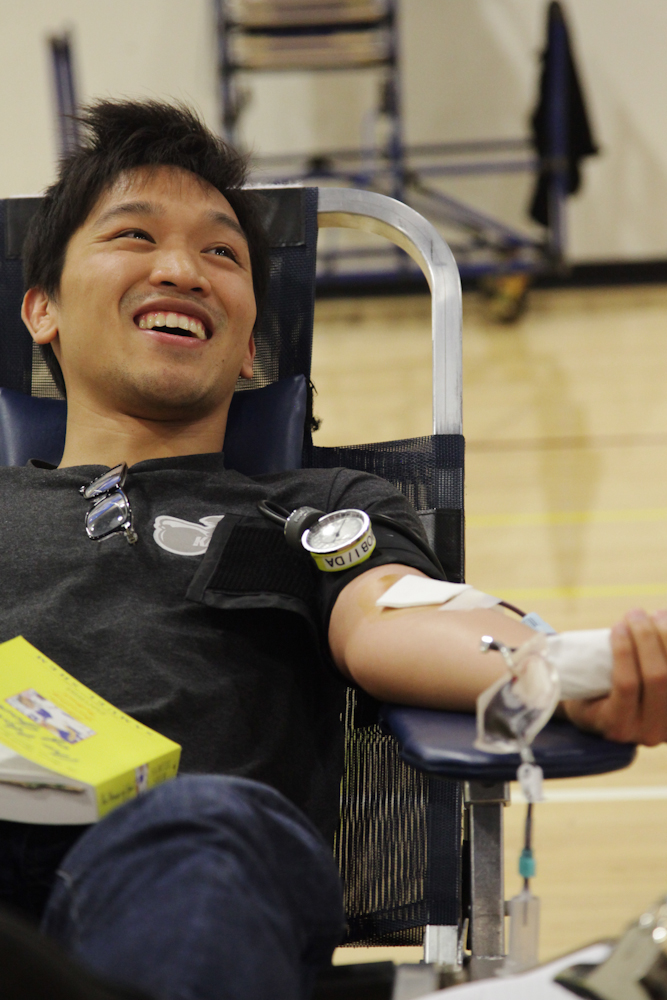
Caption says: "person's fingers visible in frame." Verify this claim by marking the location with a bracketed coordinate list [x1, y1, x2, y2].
[598, 619, 643, 741]
[650, 607, 667, 658]
[561, 694, 606, 735]
[562, 621, 637, 738]
[631, 608, 667, 745]
[563, 611, 667, 747]
[622, 609, 667, 744]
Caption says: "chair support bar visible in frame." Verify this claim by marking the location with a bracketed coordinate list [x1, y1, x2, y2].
[317, 188, 463, 436]
[464, 781, 510, 970]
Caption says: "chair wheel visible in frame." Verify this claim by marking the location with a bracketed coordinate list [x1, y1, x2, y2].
[479, 273, 531, 323]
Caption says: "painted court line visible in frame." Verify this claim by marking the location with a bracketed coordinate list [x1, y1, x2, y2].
[464, 509, 667, 601]
[468, 507, 667, 529]
[511, 785, 667, 805]
[467, 433, 667, 453]
[497, 583, 667, 602]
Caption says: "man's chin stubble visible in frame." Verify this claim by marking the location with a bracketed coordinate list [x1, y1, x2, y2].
[103, 370, 228, 423]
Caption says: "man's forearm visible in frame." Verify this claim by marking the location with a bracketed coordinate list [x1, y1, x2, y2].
[329, 564, 536, 710]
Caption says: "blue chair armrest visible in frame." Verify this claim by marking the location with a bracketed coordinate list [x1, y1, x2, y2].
[0, 375, 307, 474]
[381, 706, 636, 781]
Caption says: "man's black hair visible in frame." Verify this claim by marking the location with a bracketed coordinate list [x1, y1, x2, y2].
[23, 99, 270, 397]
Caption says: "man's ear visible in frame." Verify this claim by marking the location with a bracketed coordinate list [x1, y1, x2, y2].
[21, 288, 59, 345]
[239, 332, 256, 381]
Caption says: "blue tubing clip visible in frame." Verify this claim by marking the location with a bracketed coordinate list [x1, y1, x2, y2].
[519, 847, 536, 879]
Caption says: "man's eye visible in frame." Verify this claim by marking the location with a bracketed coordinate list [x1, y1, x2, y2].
[117, 229, 153, 242]
[206, 245, 239, 262]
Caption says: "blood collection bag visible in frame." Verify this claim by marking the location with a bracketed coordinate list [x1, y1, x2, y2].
[475, 633, 560, 755]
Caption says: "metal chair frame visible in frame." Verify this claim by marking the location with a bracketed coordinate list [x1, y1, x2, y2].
[315, 188, 499, 969]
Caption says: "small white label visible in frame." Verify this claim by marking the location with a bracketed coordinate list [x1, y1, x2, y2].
[312, 530, 376, 572]
[135, 764, 149, 794]
[517, 761, 544, 803]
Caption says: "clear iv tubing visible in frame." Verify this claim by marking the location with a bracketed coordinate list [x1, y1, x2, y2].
[523, 804, 533, 890]
[518, 747, 537, 886]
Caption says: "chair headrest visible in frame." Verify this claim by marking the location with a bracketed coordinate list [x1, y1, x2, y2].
[0, 374, 307, 475]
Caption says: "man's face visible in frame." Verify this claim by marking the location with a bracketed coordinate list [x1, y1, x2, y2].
[37, 166, 257, 421]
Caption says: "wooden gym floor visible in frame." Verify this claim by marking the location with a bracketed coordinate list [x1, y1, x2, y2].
[312, 284, 667, 965]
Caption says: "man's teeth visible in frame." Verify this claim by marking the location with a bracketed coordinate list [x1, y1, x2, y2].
[137, 311, 207, 340]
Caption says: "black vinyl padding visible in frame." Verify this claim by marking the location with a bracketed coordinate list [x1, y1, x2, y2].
[0, 376, 307, 474]
[0, 387, 67, 467]
[225, 374, 307, 473]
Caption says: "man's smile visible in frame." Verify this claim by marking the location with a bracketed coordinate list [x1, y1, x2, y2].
[136, 310, 208, 341]
[131, 296, 218, 344]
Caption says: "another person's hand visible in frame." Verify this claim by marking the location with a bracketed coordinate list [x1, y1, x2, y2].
[563, 609, 667, 746]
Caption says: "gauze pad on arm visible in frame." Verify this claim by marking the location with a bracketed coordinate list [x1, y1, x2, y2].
[376, 575, 501, 610]
[545, 629, 612, 700]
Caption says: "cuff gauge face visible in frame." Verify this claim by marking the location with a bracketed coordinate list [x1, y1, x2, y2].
[301, 509, 376, 572]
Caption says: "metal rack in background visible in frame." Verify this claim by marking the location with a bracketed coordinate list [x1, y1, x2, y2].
[46, 4, 580, 312]
[49, 34, 80, 158]
[215, 0, 573, 303]
[217, 0, 405, 197]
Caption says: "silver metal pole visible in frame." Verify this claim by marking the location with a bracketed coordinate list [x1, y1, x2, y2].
[464, 781, 510, 979]
[317, 187, 463, 436]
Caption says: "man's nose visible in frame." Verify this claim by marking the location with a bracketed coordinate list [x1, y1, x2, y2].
[148, 247, 211, 295]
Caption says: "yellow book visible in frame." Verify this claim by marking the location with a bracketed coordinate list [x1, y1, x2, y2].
[0, 636, 181, 824]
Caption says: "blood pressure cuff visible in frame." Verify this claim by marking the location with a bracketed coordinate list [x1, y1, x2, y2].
[186, 513, 446, 638]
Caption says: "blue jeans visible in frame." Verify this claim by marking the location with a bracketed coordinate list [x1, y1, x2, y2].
[1, 776, 345, 1000]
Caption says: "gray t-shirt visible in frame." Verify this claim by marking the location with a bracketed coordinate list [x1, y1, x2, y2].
[0, 453, 435, 839]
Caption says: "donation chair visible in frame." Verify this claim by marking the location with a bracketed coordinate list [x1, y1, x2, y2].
[0, 188, 635, 978]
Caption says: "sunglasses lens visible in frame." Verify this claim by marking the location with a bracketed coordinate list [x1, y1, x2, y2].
[85, 491, 131, 540]
[82, 463, 127, 500]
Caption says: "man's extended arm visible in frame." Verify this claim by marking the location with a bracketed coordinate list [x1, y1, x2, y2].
[329, 564, 667, 746]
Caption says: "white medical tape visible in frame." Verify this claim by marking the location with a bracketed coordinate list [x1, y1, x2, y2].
[545, 629, 612, 700]
[441, 588, 502, 611]
[375, 574, 501, 610]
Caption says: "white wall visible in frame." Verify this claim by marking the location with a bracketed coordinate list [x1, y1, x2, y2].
[0, 0, 219, 194]
[1, 0, 666, 263]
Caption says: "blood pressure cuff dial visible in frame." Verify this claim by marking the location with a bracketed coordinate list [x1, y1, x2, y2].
[186, 512, 446, 639]
[316, 517, 446, 632]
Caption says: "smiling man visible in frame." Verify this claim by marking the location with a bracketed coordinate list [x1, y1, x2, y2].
[23, 157, 258, 466]
[0, 100, 666, 1000]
